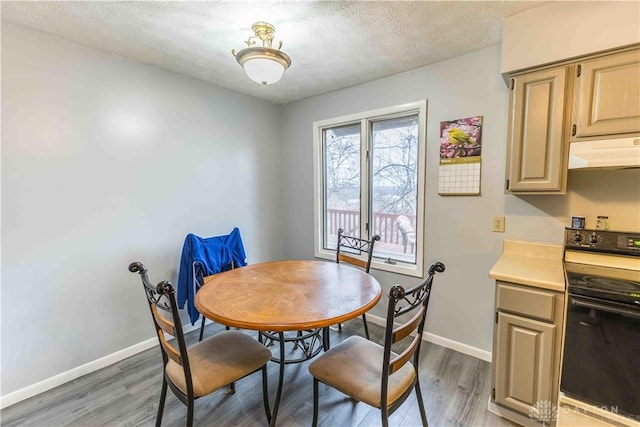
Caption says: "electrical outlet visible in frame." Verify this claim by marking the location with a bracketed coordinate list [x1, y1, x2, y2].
[493, 216, 505, 233]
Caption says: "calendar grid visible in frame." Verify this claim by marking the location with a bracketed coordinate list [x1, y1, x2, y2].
[438, 160, 481, 195]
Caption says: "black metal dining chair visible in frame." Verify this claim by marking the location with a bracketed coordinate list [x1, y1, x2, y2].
[129, 262, 271, 427]
[309, 261, 446, 427]
[335, 228, 381, 339]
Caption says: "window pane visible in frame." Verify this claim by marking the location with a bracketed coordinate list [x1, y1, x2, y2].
[323, 124, 361, 250]
[370, 115, 419, 263]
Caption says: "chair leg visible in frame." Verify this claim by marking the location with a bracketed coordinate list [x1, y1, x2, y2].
[361, 313, 370, 340]
[322, 327, 330, 351]
[156, 377, 168, 427]
[261, 365, 272, 424]
[312, 378, 319, 427]
[381, 406, 389, 427]
[186, 396, 194, 427]
[293, 330, 304, 351]
[415, 379, 429, 427]
[198, 316, 206, 342]
[226, 382, 236, 394]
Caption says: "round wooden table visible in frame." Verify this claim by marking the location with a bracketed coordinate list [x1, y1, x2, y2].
[195, 259, 382, 426]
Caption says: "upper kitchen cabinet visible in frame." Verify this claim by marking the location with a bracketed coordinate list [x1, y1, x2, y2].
[505, 66, 571, 193]
[505, 46, 640, 195]
[572, 48, 640, 139]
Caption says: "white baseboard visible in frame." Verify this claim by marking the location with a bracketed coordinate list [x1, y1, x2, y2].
[366, 314, 492, 362]
[0, 321, 202, 410]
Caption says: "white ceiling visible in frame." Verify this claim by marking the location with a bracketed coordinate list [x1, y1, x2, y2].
[1, 1, 549, 104]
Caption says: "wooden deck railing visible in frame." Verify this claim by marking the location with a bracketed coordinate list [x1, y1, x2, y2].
[326, 209, 416, 246]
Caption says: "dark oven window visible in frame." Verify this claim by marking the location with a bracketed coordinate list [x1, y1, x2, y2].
[561, 294, 640, 419]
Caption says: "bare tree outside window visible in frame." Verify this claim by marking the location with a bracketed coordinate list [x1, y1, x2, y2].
[323, 115, 419, 263]
[371, 115, 418, 263]
[323, 124, 361, 247]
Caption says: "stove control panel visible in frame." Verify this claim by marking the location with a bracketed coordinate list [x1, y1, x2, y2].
[565, 228, 640, 256]
[620, 235, 640, 251]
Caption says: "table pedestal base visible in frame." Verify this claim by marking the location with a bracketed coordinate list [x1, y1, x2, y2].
[260, 329, 325, 364]
[261, 328, 330, 427]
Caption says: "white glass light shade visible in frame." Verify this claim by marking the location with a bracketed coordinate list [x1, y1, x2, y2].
[234, 47, 291, 85]
[243, 57, 285, 85]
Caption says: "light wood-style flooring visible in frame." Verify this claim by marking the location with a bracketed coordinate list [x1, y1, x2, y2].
[2, 321, 516, 426]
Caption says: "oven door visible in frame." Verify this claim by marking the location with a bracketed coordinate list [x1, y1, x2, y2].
[561, 294, 640, 419]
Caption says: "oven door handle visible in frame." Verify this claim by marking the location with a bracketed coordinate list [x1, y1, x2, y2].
[571, 298, 640, 319]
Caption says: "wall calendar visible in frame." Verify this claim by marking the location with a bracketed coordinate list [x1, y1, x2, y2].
[438, 116, 483, 196]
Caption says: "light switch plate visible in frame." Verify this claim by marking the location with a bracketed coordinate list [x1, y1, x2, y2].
[493, 216, 505, 233]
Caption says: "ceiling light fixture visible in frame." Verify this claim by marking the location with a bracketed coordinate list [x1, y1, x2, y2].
[232, 22, 291, 85]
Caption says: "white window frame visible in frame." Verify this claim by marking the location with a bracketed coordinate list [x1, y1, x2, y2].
[313, 100, 427, 278]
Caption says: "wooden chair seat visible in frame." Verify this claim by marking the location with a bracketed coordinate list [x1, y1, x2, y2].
[165, 330, 271, 397]
[309, 336, 416, 408]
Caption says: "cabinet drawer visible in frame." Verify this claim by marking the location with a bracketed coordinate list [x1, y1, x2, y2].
[497, 282, 556, 322]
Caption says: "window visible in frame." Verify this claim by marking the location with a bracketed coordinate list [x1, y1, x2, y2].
[313, 101, 427, 277]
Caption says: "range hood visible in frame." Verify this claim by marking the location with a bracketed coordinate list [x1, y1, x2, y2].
[568, 137, 640, 170]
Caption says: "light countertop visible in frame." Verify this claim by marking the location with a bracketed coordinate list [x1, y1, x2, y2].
[489, 240, 565, 292]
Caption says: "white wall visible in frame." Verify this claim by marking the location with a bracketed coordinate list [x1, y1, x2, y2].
[1, 23, 284, 396]
[501, 1, 640, 75]
[281, 45, 511, 353]
[505, 169, 640, 241]
[280, 44, 640, 355]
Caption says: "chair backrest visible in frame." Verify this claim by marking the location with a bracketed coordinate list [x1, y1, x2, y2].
[129, 262, 194, 397]
[336, 228, 381, 273]
[380, 261, 445, 405]
[396, 216, 415, 238]
[395, 215, 414, 234]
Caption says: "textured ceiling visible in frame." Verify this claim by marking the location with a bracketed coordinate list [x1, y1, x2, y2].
[2, 1, 549, 104]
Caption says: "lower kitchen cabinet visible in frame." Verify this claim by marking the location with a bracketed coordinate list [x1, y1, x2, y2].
[495, 312, 555, 414]
[489, 281, 565, 427]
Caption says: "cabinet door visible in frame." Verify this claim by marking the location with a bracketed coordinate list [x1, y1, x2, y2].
[506, 67, 569, 193]
[573, 49, 640, 138]
[494, 312, 555, 416]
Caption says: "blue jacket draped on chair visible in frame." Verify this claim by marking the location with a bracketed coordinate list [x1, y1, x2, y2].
[177, 227, 247, 325]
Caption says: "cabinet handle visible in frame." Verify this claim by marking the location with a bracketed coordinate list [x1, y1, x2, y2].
[571, 124, 577, 137]
[505, 179, 510, 191]
[510, 79, 514, 90]
[576, 64, 581, 77]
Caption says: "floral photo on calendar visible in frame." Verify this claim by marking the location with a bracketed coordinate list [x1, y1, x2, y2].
[439, 116, 483, 162]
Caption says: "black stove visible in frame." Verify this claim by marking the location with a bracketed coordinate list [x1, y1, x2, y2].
[561, 228, 640, 420]
[565, 227, 640, 304]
